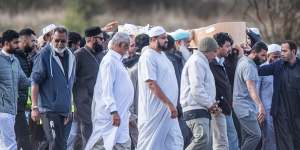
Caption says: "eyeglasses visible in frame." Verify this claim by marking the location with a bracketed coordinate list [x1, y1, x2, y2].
[54, 39, 66, 43]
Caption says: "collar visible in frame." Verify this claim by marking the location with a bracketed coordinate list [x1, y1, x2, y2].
[109, 49, 122, 60]
[215, 56, 225, 66]
[194, 50, 209, 63]
[84, 46, 97, 54]
[1, 49, 12, 57]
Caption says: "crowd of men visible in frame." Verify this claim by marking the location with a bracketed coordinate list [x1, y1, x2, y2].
[0, 22, 299, 150]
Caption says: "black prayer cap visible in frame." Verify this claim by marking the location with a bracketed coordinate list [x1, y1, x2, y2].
[84, 26, 102, 37]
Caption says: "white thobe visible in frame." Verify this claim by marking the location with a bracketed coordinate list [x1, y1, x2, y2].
[85, 50, 134, 150]
[137, 46, 183, 150]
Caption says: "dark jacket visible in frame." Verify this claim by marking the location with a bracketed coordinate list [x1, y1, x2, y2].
[210, 58, 232, 115]
[73, 47, 104, 123]
[14, 50, 35, 112]
[0, 51, 30, 115]
[31, 44, 76, 116]
[258, 58, 300, 117]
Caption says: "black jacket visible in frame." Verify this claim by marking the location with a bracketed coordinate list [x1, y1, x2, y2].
[259, 58, 300, 117]
[209, 58, 232, 115]
[14, 50, 35, 112]
[73, 47, 104, 123]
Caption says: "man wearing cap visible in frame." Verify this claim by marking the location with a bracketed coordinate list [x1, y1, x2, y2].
[170, 29, 192, 63]
[180, 37, 221, 150]
[85, 32, 133, 150]
[73, 26, 105, 149]
[31, 26, 76, 149]
[137, 26, 183, 150]
[257, 44, 281, 150]
[42, 24, 57, 45]
[258, 40, 300, 150]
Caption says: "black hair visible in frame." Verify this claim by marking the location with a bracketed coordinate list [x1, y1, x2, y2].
[19, 28, 36, 36]
[252, 41, 268, 53]
[247, 29, 262, 48]
[53, 26, 68, 35]
[165, 34, 175, 51]
[80, 37, 86, 48]
[135, 33, 149, 53]
[282, 40, 298, 54]
[213, 32, 234, 47]
[0, 37, 2, 45]
[2, 29, 19, 45]
[68, 32, 82, 47]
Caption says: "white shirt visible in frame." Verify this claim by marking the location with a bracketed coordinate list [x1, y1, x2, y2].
[180, 50, 216, 112]
[137, 46, 183, 150]
[87, 50, 134, 150]
[138, 47, 179, 123]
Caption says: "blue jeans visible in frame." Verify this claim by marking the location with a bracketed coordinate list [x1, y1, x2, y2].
[226, 113, 239, 150]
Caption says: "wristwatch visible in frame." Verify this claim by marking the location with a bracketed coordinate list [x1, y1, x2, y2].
[31, 105, 39, 111]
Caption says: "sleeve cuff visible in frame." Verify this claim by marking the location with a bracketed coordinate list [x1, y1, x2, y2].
[109, 104, 117, 113]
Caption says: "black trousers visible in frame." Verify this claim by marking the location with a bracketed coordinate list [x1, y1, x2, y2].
[273, 115, 300, 150]
[15, 111, 32, 150]
[78, 121, 93, 149]
[41, 113, 66, 150]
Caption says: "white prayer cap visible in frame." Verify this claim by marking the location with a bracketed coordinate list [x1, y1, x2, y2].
[42, 24, 56, 35]
[267, 44, 281, 54]
[148, 26, 166, 37]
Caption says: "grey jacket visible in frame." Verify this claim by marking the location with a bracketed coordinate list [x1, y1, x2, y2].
[0, 50, 30, 115]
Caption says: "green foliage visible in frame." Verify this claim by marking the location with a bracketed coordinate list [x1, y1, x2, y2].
[62, 0, 87, 33]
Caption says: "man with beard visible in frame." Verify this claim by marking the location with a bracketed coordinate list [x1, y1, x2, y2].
[233, 41, 268, 150]
[73, 26, 105, 149]
[258, 40, 300, 150]
[0, 29, 30, 150]
[171, 29, 192, 63]
[137, 26, 183, 150]
[164, 35, 191, 148]
[258, 44, 281, 150]
[14, 28, 36, 150]
[31, 27, 76, 150]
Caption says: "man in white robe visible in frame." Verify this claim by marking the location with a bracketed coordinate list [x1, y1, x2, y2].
[85, 32, 134, 150]
[137, 26, 184, 150]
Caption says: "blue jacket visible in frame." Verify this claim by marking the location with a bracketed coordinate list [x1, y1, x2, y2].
[31, 44, 76, 115]
[0, 51, 30, 115]
[258, 58, 300, 117]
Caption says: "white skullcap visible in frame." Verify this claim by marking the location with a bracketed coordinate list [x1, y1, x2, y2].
[42, 24, 57, 35]
[267, 44, 281, 54]
[148, 26, 166, 37]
